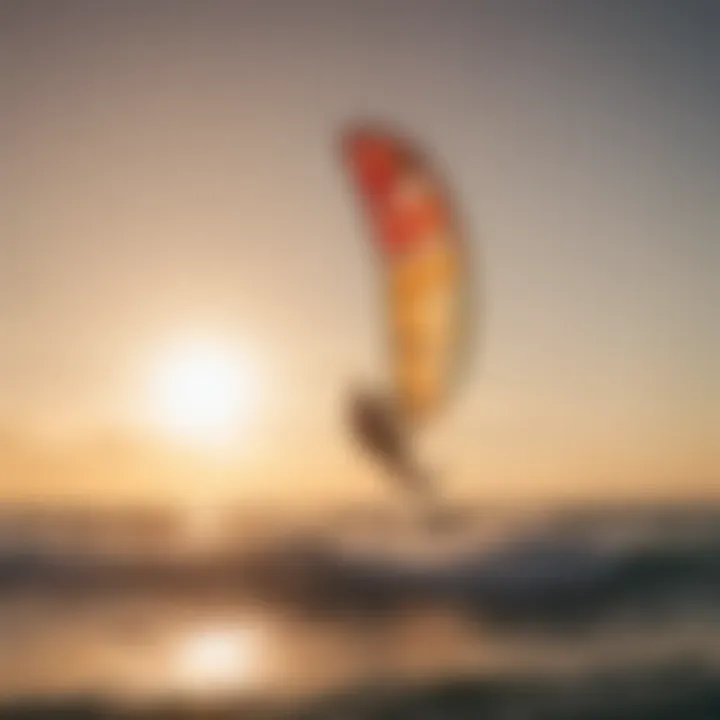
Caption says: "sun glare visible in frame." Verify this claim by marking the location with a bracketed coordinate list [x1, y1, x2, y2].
[175, 626, 263, 692]
[151, 339, 260, 446]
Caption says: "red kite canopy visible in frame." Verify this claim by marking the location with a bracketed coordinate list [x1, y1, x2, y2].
[341, 124, 472, 428]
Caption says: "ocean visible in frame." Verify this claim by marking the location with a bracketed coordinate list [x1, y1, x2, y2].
[0, 501, 719, 718]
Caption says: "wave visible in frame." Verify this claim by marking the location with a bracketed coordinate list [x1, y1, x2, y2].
[1, 503, 720, 629]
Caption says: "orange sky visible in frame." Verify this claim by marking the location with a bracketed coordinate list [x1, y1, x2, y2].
[0, 1, 717, 505]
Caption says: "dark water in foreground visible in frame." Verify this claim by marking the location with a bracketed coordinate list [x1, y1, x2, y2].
[4, 668, 720, 719]
[1, 501, 719, 718]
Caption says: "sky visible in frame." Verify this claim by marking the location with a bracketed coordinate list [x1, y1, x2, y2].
[0, 0, 717, 506]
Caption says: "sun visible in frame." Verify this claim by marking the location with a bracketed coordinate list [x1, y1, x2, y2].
[151, 339, 260, 446]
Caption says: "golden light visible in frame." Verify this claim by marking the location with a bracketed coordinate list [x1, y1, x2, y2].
[175, 626, 263, 691]
[150, 339, 260, 446]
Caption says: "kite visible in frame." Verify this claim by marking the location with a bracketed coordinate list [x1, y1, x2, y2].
[340, 123, 474, 496]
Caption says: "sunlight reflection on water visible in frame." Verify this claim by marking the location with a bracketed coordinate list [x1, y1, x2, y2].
[2, 592, 720, 705]
[171, 624, 266, 693]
